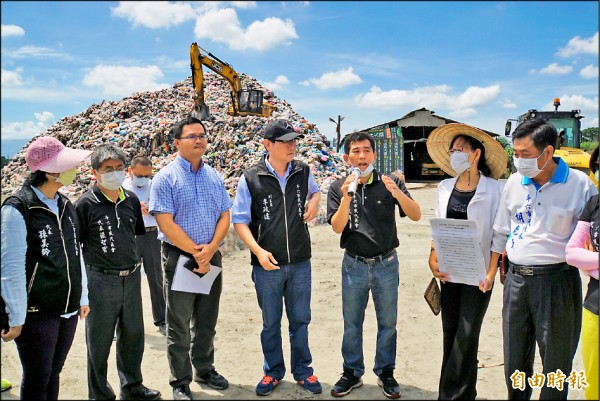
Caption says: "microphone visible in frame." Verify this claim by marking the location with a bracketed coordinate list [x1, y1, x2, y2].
[347, 168, 361, 197]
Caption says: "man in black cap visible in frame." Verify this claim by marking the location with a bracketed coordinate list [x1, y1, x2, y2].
[232, 119, 322, 396]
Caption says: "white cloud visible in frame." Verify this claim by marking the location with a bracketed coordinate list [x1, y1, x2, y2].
[301, 67, 362, 90]
[502, 99, 517, 109]
[538, 63, 573, 75]
[194, 8, 298, 51]
[263, 75, 290, 90]
[5, 45, 64, 59]
[1, 68, 24, 86]
[230, 1, 257, 9]
[584, 117, 599, 129]
[111, 1, 196, 29]
[579, 64, 599, 79]
[354, 84, 500, 111]
[82, 65, 171, 97]
[447, 108, 477, 119]
[154, 55, 189, 72]
[556, 32, 599, 57]
[1, 24, 25, 37]
[1, 111, 55, 140]
[542, 94, 598, 112]
[542, 94, 599, 128]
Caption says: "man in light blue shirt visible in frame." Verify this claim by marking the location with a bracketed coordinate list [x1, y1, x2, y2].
[232, 120, 322, 396]
[150, 117, 232, 401]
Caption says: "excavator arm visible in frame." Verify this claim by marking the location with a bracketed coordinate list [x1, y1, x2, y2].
[189, 42, 274, 119]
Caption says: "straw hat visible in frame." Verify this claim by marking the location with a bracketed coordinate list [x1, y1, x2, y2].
[426, 123, 507, 179]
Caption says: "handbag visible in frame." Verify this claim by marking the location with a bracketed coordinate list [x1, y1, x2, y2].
[0, 297, 10, 333]
[424, 277, 441, 316]
[499, 250, 508, 285]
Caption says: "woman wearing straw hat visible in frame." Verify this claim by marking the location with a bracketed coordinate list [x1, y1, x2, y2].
[426, 123, 507, 400]
[1, 136, 92, 400]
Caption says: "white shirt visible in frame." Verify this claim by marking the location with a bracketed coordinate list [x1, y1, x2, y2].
[435, 175, 505, 273]
[122, 177, 157, 228]
[492, 159, 597, 265]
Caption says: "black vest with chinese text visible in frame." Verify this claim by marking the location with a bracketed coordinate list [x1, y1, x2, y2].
[243, 158, 311, 266]
[3, 184, 82, 315]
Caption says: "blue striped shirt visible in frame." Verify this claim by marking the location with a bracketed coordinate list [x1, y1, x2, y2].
[149, 155, 233, 245]
[1, 186, 88, 326]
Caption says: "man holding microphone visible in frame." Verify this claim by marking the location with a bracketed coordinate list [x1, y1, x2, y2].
[327, 131, 421, 399]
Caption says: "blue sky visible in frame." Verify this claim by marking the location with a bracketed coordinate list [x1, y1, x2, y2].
[1, 1, 598, 158]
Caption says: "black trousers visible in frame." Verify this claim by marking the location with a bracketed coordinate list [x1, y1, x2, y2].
[86, 268, 145, 400]
[502, 267, 582, 400]
[137, 230, 166, 326]
[15, 313, 78, 400]
[438, 281, 492, 400]
[161, 243, 223, 388]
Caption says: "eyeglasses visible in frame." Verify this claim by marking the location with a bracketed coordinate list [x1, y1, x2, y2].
[181, 134, 207, 141]
[447, 147, 472, 156]
[98, 166, 126, 173]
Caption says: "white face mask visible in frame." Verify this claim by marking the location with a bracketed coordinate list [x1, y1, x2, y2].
[132, 176, 150, 187]
[358, 163, 374, 177]
[99, 170, 126, 190]
[513, 149, 549, 178]
[449, 151, 473, 175]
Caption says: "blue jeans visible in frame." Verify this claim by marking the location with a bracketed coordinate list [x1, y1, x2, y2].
[341, 251, 399, 377]
[252, 259, 313, 382]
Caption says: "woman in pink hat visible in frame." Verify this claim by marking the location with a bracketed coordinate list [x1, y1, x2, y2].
[1, 136, 91, 400]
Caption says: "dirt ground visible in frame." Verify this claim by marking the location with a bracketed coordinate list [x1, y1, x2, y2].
[0, 185, 587, 400]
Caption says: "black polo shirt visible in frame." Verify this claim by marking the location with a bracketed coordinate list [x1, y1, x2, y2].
[75, 184, 145, 270]
[327, 170, 412, 258]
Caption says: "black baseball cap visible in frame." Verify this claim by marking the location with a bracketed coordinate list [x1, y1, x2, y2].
[264, 120, 304, 141]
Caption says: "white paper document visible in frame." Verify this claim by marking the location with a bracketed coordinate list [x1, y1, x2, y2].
[172, 255, 222, 294]
[430, 218, 486, 287]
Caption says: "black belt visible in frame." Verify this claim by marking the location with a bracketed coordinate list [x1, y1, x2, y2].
[509, 261, 571, 276]
[89, 264, 140, 277]
[145, 226, 158, 232]
[345, 250, 395, 265]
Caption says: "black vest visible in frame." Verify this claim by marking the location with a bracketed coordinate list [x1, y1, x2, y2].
[2, 184, 82, 315]
[243, 158, 312, 266]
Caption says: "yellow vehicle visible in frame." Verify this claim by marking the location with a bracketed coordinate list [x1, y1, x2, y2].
[505, 98, 591, 174]
[189, 42, 276, 120]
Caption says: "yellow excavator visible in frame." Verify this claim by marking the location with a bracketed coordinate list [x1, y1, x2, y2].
[189, 42, 276, 120]
[505, 98, 591, 174]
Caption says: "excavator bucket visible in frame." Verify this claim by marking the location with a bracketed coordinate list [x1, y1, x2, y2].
[191, 98, 210, 121]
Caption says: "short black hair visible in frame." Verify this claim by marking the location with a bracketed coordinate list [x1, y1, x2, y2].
[90, 144, 128, 170]
[343, 132, 375, 155]
[512, 119, 557, 153]
[130, 155, 152, 168]
[171, 117, 208, 140]
[25, 170, 50, 187]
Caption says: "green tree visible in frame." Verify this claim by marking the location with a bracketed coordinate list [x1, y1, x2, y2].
[496, 136, 514, 178]
[582, 127, 598, 143]
[1, 156, 9, 169]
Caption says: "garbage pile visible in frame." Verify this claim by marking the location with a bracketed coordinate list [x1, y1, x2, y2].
[1, 72, 350, 199]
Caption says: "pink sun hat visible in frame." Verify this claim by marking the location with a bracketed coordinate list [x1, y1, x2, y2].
[25, 136, 92, 173]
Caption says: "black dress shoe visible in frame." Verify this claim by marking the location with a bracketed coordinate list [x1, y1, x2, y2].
[196, 369, 229, 390]
[121, 384, 161, 400]
[172, 385, 192, 400]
